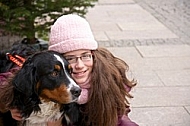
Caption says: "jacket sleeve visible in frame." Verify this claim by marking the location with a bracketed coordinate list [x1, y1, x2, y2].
[0, 72, 13, 112]
[117, 85, 139, 126]
[0, 72, 12, 86]
[0, 67, 19, 113]
[117, 106, 139, 126]
[118, 114, 139, 126]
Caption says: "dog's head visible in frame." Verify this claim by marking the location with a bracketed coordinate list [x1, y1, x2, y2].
[11, 50, 81, 117]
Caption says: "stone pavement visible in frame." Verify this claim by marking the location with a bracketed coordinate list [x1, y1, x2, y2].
[85, 0, 190, 126]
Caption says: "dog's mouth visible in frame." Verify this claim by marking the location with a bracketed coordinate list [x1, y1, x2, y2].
[71, 97, 79, 103]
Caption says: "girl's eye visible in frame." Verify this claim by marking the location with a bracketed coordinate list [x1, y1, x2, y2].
[83, 54, 90, 58]
[51, 71, 59, 77]
[66, 57, 75, 61]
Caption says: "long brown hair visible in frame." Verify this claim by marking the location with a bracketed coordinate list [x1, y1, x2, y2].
[80, 47, 137, 126]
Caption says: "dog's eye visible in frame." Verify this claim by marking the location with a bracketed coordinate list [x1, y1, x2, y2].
[51, 71, 59, 77]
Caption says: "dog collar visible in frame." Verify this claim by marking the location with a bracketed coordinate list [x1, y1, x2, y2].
[6, 53, 26, 67]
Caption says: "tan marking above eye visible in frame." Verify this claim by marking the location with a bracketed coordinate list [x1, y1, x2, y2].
[68, 64, 73, 73]
[54, 65, 61, 70]
[68, 64, 71, 69]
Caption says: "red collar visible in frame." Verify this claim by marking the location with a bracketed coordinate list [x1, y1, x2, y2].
[6, 53, 26, 67]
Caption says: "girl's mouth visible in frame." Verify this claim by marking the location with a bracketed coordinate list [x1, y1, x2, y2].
[73, 70, 87, 77]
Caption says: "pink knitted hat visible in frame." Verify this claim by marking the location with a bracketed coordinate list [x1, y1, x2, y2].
[48, 14, 98, 53]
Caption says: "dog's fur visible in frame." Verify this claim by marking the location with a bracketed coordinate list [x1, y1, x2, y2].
[0, 50, 81, 126]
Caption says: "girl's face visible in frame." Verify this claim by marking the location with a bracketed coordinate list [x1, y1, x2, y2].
[64, 49, 93, 85]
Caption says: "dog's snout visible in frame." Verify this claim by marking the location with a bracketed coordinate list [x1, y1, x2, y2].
[71, 87, 81, 97]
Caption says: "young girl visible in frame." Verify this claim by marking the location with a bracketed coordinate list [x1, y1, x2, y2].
[11, 14, 138, 126]
[49, 14, 138, 126]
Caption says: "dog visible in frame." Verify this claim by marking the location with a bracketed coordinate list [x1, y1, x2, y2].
[0, 50, 81, 126]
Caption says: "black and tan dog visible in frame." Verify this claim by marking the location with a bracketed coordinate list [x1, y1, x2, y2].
[0, 50, 81, 126]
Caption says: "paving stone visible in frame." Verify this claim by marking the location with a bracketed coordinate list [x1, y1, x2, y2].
[110, 55, 190, 72]
[118, 21, 168, 31]
[93, 31, 109, 41]
[107, 47, 142, 59]
[130, 87, 190, 107]
[107, 47, 146, 72]
[89, 22, 121, 32]
[129, 71, 164, 87]
[106, 29, 178, 40]
[98, 0, 135, 4]
[136, 45, 190, 57]
[156, 70, 190, 86]
[185, 106, 190, 115]
[86, 2, 179, 43]
[134, 0, 190, 45]
[142, 57, 190, 71]
[129, 107, 190, 126]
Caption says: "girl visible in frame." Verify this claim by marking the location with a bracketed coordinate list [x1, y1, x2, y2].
[48, 14, 138, 126]
[11, 14, 138, 126]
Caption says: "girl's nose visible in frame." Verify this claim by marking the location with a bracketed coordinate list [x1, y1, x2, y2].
[75, 58, 85, 68]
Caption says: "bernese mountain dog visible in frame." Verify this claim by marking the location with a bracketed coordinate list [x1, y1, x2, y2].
[0, 50, 81, 126]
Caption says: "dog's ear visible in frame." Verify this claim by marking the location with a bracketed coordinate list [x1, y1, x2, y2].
[11, 57, 40, 118]
[13, 57, 37, 96]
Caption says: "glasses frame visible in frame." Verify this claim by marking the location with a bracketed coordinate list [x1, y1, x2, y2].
[65, 53, 93, 64]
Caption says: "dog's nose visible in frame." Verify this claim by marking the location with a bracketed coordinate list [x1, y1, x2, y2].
[70, 86, 81, 97]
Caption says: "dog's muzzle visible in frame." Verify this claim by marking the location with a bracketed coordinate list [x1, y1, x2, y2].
[71, 86, 81, 98]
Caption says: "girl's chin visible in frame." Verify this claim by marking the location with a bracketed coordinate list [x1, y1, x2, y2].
[72, 72, 90, 84]
[75, 78, 88, 84]
[75, 80, 86, 84]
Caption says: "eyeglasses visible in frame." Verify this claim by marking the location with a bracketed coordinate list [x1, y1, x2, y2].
[65, 53, 93, 64]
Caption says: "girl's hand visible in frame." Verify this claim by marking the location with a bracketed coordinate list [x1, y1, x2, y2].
[10, 108, 22, 121]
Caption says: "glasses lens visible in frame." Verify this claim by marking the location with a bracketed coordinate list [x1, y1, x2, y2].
[81, 54, 92, 61]
[65, 54, 92, 63]
[65, 57, 76, 63]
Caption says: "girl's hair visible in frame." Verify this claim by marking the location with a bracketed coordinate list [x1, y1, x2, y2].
[80, 47, 137, 126]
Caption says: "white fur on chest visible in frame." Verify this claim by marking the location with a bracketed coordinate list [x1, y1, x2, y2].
[24, 100, 63, 126]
